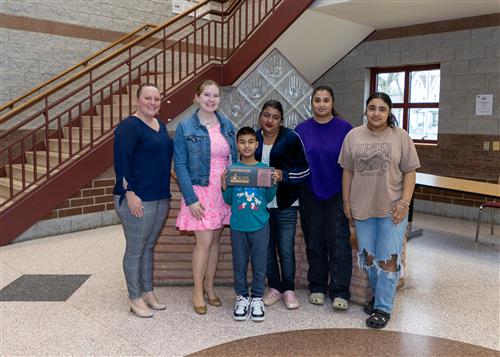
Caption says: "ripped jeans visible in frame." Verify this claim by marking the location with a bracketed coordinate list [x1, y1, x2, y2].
[354, 215, 408, 314]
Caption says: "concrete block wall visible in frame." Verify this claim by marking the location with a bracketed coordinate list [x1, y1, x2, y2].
[0, 0, 174, 103]
[1, 1, 174, 31]
[316, 26, 500, 134]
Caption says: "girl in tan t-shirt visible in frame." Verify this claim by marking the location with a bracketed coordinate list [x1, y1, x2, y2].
[339, 92, 420, 329]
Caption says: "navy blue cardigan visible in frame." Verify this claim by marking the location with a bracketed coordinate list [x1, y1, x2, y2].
[113, 115, 173, 203]
[255, 126, 309, 209]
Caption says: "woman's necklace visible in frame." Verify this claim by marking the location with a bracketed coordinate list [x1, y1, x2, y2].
[200, 114, 217, 128]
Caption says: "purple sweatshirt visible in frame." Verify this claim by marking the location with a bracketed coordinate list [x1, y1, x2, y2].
[295, 116, 352, 200]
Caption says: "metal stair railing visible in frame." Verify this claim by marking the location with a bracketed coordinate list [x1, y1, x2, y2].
[0, 0, 283, 208]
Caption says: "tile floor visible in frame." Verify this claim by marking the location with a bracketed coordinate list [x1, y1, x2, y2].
[1, 213, 499, 356]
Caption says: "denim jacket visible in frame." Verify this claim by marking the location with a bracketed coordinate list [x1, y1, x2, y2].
[174, 110, 237, 205]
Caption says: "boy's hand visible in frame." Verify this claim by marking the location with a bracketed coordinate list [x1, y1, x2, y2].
[221, 169, 228, 191]
[272, 169, 282, 185]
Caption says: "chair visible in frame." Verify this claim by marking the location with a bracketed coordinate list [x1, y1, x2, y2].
[475, 177, 500, 242]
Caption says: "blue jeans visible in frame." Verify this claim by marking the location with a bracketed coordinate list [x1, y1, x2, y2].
[299, 187, 352, 301]
[266, 207, 298, 292]
[230, 224, 269, 298]
[354, 215, 408, 314]
[115, 196, 170, 299]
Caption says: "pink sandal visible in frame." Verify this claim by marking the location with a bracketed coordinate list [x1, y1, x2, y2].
[283, 290, 300, 309]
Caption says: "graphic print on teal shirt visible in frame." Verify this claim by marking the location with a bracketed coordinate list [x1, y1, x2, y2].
[222, 162, 277, 232]
[236, 187, 264, 211]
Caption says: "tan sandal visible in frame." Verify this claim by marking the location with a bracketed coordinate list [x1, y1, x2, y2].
[309, 292, 326, 305]
[204, 292, 222, 306]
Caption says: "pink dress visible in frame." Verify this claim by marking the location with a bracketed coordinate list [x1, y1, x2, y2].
[176, 123, 231, 231]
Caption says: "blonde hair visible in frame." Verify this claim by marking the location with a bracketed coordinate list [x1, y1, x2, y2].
[195, 79, 220, 97]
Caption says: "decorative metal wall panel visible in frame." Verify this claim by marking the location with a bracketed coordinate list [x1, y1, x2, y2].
[169, 48, 313, 131]
[221, 48, 313, 129]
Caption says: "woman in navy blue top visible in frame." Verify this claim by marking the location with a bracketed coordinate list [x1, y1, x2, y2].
[113, 83, 173, 318]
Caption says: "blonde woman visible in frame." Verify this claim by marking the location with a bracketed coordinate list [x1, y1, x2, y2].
[113, 83, 173, 318]
[174, 80, 237, 314]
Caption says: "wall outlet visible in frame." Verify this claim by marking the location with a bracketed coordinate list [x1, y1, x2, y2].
[483, 141, 490, 151]
[493, 141, 500, 151]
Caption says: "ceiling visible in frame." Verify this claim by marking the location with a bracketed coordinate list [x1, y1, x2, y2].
[310, 0, 500, 29]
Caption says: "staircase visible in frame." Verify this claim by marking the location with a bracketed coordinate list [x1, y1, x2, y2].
[0, 0, 314, 245]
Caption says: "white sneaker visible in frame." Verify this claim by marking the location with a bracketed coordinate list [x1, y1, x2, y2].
[233, 295, 250, 321]
[250, 297, 265, 322]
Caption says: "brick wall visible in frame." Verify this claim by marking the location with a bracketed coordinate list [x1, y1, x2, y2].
[41, 167, 116, 220]
[154, 178, 409, 304]
[417, 133, 500, 183]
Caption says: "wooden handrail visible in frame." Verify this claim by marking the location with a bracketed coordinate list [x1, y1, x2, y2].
[0, 23, 157, 114]
[0, 0, 216, 124]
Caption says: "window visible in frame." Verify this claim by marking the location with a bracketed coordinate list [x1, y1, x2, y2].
[371, 65, 440, 143]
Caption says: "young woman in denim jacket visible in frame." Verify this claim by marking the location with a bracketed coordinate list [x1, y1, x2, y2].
[254, 100, 310, 310]
[174, 80, 237, 314]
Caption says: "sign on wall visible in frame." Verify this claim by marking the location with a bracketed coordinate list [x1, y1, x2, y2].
[475, 94, 493, 116]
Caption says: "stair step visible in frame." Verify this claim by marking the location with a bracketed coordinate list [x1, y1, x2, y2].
[141, 74, 172, 87]
[94, 104, 134, 118]
[81, 116, 120, 128]
[112, 94, 138, 106]
[0, 177, 24, 198]
[63, 127, 110, 140]
[130, 85, 140, 96]
[141, 73, 173, 85]
[7, 164, 47, 183]
[0, 176, 39, 200]
[47, 138, 90, 155]
[25, 151, 69, 167]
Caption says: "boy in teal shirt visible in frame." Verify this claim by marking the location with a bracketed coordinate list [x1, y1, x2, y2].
[222, 127, 277, 322]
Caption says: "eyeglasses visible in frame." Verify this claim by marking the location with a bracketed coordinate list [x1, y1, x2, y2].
[261, 112, 281, 121]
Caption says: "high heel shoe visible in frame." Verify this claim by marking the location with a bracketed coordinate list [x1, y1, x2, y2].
[142, 293, 166, 310]
[204, 292, 221, 307]
[128, 299, 153, 318]
[193, 304, 207, 315]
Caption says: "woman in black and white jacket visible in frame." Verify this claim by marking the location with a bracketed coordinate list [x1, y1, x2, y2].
[255, 100, 309, 310]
